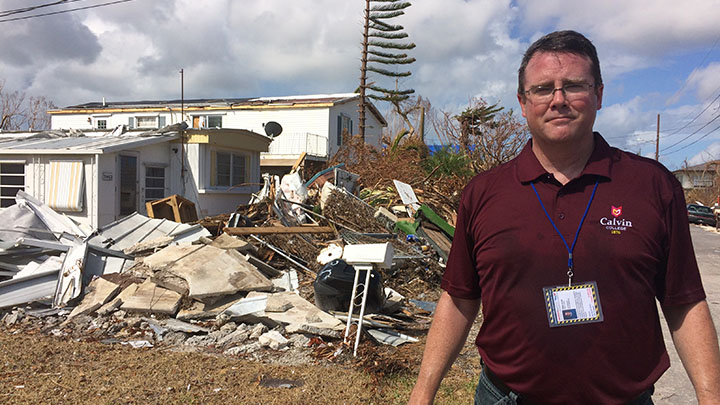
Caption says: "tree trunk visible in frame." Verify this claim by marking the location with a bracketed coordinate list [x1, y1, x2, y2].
[358, 0, 370, 141]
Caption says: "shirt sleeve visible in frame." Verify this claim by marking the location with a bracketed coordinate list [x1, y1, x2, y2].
[657, 178, 706, 306]
[440, 182, 482, 299]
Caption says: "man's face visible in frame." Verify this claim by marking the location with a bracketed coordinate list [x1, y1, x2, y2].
[517, 51, 603, 146]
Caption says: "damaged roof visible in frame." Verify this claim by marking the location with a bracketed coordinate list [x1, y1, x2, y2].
[0, 132, 179, 155]
[48, 93, 388, 126]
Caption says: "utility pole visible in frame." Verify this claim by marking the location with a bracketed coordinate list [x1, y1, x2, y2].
[180, 69, 186, 194]
[655, 113, 660, 161]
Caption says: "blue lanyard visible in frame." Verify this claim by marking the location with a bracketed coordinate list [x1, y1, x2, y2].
[530, 180, 599, 286]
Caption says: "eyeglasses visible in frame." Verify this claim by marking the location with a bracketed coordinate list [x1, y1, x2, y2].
[524, 83, 595, 103]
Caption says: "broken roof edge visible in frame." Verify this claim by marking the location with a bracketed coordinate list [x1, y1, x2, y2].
[50, 93, 361, 113]
[49, 93, 388, 126]
[0, 132, 179, 155]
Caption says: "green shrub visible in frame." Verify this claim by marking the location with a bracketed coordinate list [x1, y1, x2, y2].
[422, 146, 473, 179]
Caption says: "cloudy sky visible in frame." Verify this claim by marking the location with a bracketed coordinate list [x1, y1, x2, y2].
[1, 0, 719, 170]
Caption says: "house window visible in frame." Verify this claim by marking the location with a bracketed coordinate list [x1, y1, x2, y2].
[193, 115, 223, 129]
[128, 116, 165, 129]
[692, 178, 713, 187]
[212, 151, 247, 187]
[337, 114, 352, 145]
[96, 119, 107, 130]
[208, 115, 222, 128]
[136, 116, 157, 129]
[0, 162, 25, 208]
[145, 166, 165, 202]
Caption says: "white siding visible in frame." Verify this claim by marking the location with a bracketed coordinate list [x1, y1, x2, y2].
[182, 143, 259, 218]
[51, 114, 95, 130]
[1, 154, 96, 228]
[224, 109, 329, 138]
[52, 112, 176, 131]
[328, 101, 384, 155]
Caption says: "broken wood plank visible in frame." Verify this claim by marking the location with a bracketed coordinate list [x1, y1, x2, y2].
[224, 226, 335, 235]
[291, 151, 307, 172]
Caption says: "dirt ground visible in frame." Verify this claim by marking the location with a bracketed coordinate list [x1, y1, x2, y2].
[0, 319, 483, 405]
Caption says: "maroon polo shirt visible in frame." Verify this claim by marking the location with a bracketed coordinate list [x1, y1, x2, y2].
[442, 133, 706, 404]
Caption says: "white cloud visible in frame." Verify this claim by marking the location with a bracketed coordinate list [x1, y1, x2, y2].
[688, 141, 720, 165]
[516, 0, 719, 53]
[0, 0, 718, 171]
[685, 63, 720, 101]
[596, 96, 658, 149]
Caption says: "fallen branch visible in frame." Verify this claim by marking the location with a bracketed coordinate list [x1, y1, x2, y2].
[224, 226, 335, 235]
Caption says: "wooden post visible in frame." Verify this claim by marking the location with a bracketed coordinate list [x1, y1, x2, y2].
[655, 113, 660, 161]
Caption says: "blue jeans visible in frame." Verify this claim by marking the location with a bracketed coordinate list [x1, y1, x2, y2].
[473, 368, 519, 405]
[473, 368, 655, 405]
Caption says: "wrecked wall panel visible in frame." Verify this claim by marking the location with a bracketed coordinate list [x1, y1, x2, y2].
[87, 213, 210, 251]
[53, 240, 88, 308]
[0, 269, 59, 309]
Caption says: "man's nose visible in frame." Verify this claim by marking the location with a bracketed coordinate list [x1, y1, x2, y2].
[549, 87, 568, 107]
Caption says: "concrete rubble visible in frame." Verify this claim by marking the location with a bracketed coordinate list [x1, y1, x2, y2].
[1, 167, 448, 364]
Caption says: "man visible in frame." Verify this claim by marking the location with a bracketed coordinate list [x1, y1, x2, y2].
[409, 30, 720, 404]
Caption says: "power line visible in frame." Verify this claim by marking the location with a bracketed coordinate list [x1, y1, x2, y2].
[0, 0, 136, 23]
[665, 32, 720, 110]
[662, 123, 720, 155]
[662, 89, 720, 137]
[661, 110, 720, 152]
[0, 0, 87, 18]
[659, 121, 716, 133]
[657, 32, 720, 153]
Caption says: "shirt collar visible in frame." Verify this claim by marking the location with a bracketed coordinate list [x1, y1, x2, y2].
[516, 132, 613, 183]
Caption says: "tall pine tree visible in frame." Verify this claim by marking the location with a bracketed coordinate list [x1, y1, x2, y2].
[358, 0, 415, 139]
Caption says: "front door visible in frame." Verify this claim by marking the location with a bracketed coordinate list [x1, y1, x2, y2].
[119, 155, 137, 217]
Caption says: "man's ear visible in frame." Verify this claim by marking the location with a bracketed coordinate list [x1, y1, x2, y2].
[595, 84, 604, 110]
[517, 93, 528, 118]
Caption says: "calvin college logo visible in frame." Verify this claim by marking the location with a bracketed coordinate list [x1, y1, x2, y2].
[600, 205, 633, 235]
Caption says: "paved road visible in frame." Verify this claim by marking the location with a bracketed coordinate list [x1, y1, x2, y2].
[654, 225, 720, 404]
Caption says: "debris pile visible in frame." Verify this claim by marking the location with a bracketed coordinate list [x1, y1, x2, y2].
[0, 163, 450, 365]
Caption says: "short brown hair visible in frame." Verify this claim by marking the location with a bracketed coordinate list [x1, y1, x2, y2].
[518, 30, 602, 95]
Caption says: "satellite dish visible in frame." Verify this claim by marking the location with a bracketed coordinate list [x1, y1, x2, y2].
[264, 121, 283, 137]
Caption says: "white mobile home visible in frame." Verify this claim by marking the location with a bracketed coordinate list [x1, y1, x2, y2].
[0, 128, 272, 228]
[49, 93, 387, 173]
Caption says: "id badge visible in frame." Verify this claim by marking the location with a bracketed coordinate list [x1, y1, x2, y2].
[543, 282, 604, 327]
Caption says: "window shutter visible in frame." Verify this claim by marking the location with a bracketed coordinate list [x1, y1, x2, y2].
[158, 116, 166, 128]
[210, 151, 217, 187]
[128, 117, 135, 129]
[232, 153, 246, 185]
[337, 115, 342, 146]
[46, 161, 85, 212]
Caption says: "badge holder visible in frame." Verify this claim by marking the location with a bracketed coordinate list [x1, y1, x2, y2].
[543, 282, 604, 328]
